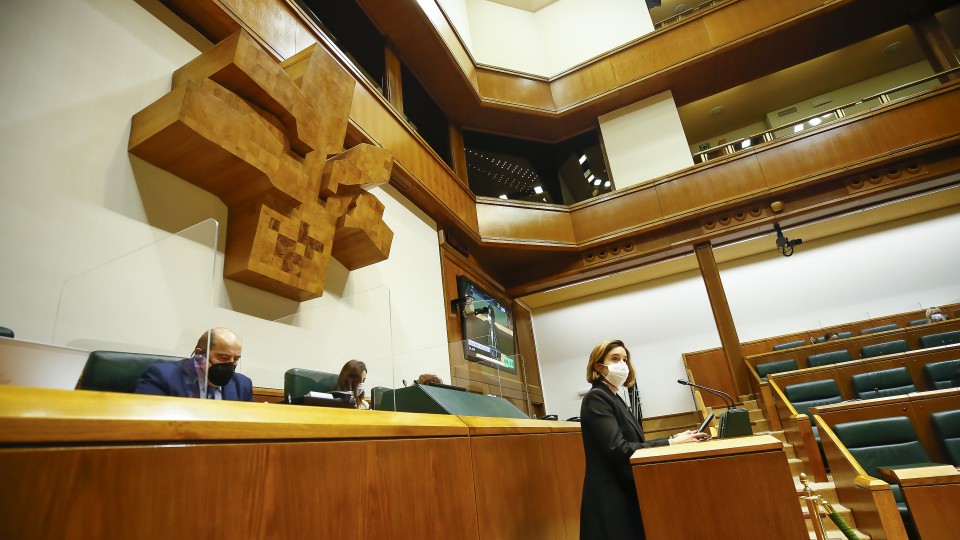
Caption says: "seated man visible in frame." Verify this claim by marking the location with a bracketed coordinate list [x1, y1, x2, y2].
[135, 328, 252, 401]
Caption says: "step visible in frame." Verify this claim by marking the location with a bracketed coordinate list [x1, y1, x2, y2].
[794, 479, 837, 502]
[789, 458, 804, 477]
[738, 393, 756, 402]
[748, 408, 765, 422]
[760, 430, 787, 443]
[751, 418, 770, 432]
[808, 529, 869, 539]
[802, 502, 856, 534]
[741, 399, 759, 410]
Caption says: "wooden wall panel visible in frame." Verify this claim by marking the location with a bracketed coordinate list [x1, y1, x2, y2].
[471, 434, 567, 540]
[550, 61, 619, 111]
[415, 0, 480, 90]
[702, 0, 820, 44]
[551, 432, 585, 540]
[607, 19, 712, 88]
[682, 349, 739, 408]
[0, 437, 479, 540]
[476, 70, 555, 112]
[569, 187, 663, 243]
[655, 155, 767, 218]
[476, 202, 576, 246]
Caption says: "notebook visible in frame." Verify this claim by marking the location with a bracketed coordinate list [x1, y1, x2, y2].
[0, 337, 89, 390]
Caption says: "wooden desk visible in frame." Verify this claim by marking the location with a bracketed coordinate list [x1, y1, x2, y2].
[630, 435, 806, 540]
[0, 385, 583, 540]
[879, 465, 960, 540]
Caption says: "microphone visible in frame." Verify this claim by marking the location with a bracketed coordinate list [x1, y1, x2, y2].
[677, 379, 735, 410]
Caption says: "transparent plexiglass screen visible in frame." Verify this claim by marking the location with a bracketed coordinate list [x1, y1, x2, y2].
[236, 286, 393, 408]
[49, 220, 218, 392]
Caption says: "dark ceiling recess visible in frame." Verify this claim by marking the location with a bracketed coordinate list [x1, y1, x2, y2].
[301, 0, 385, 92]
[463, 129, 611, 204]
[402, 63, 453, 167]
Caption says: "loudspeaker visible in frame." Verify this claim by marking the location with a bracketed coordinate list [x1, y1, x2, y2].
[718, 409, 753, 438]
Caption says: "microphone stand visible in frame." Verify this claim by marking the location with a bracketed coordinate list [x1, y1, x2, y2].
[677, 380, 753, 438]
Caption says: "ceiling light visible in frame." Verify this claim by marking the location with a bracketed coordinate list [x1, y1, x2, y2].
[793, 124, 804, 133]
[583, 169, 591, 178]
[578, 154, 587, 164]
[883, 42, 902, 56]
[808, 117, 822, 126]
[710, 106, 724, 116]
[675, 4, 688, 14]
[741, 139, 751, 149]
[588, 174, 595, 182]
[533, 186, 543, 194]
[499, 194, 508, 199]
[603, 181, 611, 188]
[593, 179, 601, 186]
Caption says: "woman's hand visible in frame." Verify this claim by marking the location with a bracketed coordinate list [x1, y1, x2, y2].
[668, 430, 711, 445]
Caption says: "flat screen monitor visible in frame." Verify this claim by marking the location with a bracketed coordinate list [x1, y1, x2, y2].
[455, 275, 517, 374]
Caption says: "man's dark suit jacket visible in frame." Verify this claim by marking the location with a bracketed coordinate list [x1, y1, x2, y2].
[579, 380, 668, 540]
[135, 358, 253, 401]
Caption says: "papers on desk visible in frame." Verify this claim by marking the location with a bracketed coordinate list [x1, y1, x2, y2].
[305, 391, 335, 399]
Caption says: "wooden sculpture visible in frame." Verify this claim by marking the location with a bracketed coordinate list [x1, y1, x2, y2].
[129, 31, 393, 301]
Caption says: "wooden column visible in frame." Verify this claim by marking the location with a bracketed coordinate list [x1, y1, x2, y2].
[694, 242, 747, 401]
[384, 46, 404, 113]
[911, 15, 960, 81]
[449, 122, 469, 185]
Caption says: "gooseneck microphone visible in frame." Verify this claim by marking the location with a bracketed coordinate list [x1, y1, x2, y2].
[677, 379, 736, 410]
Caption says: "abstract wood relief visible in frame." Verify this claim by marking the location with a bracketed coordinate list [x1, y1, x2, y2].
[129, 30, 393, 301]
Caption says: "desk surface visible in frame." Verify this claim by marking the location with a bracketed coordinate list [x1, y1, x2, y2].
[0, 385, 578, 444]
[630, 434, 783, 464]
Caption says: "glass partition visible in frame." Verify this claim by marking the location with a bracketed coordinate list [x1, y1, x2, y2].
[52, 219, 219, 356]
[236, 285, 394, 409]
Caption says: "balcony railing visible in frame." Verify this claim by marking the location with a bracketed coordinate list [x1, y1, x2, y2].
[655, 0, 729, 30]
[692, 67, 960, 164]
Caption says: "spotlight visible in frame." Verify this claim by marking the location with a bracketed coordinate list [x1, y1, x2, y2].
[773, 223, 802, 257]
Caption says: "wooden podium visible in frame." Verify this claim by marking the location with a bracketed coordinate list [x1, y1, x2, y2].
[630, 435, 807, 540]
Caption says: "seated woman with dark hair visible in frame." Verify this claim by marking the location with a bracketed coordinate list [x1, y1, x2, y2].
[335, 359, 369, 409]
[823, 331, 839, 341]
[417, 373, 443, 385]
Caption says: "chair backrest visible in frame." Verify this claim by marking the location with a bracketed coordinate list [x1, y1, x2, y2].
[783, 379, 843, 416]
[919, 330, 960, 349]
[0, 326, 13, 338]
[756, 359, 798, 381]
[908, 318, 929, 327]
[283, 368, 339, 398]
[861, 324, 899, 335]
[930, 410, 960, 466]
[850, 367, 916, 399]
[79, 351, 181, 393]
[923, 359, 960, 389]
[371, 386, 391, 410]
[773, 340, 806, 351]
[860, 340, 910, 359]
[807, 350, 852, 367]
[837, 331, 854, 339]
[833, 416, 930, 478]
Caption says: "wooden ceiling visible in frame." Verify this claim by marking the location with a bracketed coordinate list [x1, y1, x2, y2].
[355, 0, 958, 142]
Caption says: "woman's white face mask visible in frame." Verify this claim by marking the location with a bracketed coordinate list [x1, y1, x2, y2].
[602, 361, 630, 389]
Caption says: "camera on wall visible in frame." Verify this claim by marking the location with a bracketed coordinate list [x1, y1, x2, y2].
[774, 223, 802, 257]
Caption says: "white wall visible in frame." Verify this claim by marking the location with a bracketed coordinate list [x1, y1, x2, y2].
[533, 207, 960, 421]
[599, 91, 695, 188]
[0, 0, 451, 393]
[438, 0, 474, 51]
[462, 0, 653, 76]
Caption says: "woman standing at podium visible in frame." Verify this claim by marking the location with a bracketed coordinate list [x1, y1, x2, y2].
[579, 339, 707, 540]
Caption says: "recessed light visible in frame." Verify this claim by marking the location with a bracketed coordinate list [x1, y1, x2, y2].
[533, 186, 543, 194]
[883, 42, 902, 56]
[593, 179, 601, 186]
[499, 194, 508, 199]
[578, 154, 587, 164]
[710, 106, 724, 116]
[808, 117, 822, 127]
[603, 181, 611, 188]
[675, 4, 688, 14]
[741, 139, 751, 149]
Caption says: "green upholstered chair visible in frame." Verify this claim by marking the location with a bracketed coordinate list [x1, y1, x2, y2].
[370, 386, 391, 410]
[833, 416, 930, 534]
[0, 326, 13, 338]
[908, 318, 929, 326]
[283, 368, 339, 400]
[755, 359, 798, 381]
[923, 359, 960, 389]
[807, 350, 852, 367]
[784, 379, 844, 473]
[860, 340, 910, 359]
[850, 367, 916, 399]
[931, 410, 960, 466]
[837, 331, 854, 339]
[784, 380, 844, 417]
[861, 324, 899, 335]
[79, 351, 181, 393]
[918, 330, 960, 349]
[773, 340, 806, 351]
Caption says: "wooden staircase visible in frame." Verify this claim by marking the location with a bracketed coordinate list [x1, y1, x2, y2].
[736, 394, 869, 540]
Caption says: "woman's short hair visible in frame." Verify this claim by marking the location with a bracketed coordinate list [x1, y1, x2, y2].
[925, 307, 943, 319]
[335, 359, 367, 399]
[585, 339, 636, 387]
[823, 331, 839, 341]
